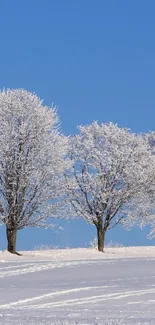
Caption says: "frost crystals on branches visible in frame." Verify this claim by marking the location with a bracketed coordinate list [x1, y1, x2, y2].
[0, 89, 70, 254]
[65, 122, 155, 252]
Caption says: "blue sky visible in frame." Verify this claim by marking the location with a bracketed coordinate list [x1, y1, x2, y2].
[0, 1, 155, 250]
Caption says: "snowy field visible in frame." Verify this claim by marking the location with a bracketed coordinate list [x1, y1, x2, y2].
[0, 247, 155, 325]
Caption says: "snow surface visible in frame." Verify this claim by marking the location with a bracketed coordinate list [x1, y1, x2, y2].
[0, 247, 155, 324]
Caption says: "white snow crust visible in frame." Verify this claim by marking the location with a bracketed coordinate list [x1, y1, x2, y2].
[0, 247, 155, 324]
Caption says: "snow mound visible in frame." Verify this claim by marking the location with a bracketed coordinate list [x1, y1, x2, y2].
[0, 246, 155, 262]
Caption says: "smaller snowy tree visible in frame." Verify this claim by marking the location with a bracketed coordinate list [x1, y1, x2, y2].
[0, 89, 70, 254]
[65, 122, 155, 252]
[129, 132, 155, 239]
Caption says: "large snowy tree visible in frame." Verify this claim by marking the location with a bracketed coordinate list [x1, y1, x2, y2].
[0, 89, 70, 254]
[65, 122, 155, 252]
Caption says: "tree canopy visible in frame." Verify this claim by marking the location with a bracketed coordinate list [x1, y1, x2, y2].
[0, 89, 70, 253]
[65, 122, 155, 251]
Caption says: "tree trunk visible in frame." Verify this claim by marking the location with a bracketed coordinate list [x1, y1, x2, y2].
[6, 226, 20, 255]
[97, 226, 105, 252]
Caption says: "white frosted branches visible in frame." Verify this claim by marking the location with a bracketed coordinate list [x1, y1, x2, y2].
[65, 122, 155, 239]
[0, 89, 71, 230]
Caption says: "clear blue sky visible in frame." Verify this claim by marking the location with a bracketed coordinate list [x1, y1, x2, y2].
[0, 0, 155, 250]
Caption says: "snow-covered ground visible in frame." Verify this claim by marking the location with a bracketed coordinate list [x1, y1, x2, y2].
[0, 247, 155, 324]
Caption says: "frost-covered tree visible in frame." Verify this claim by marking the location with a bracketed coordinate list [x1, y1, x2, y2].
[65, 122, 155, 252]
[0, 89, 70, 254]
[131, 132, 155, 239]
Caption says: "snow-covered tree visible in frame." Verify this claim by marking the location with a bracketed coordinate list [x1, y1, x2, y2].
[65, 122, 155, 252]
[0, 89, 70, 254]
[131, 132, 155, 239]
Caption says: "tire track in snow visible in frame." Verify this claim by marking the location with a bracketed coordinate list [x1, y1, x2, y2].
[1, 286, 155, 310]
[25, 288, 155, 309]
[0, 263, 56, 277]
[0, 285, 119, 309]
[0, 260, 94, 278]
[0, 263, 37, 271]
